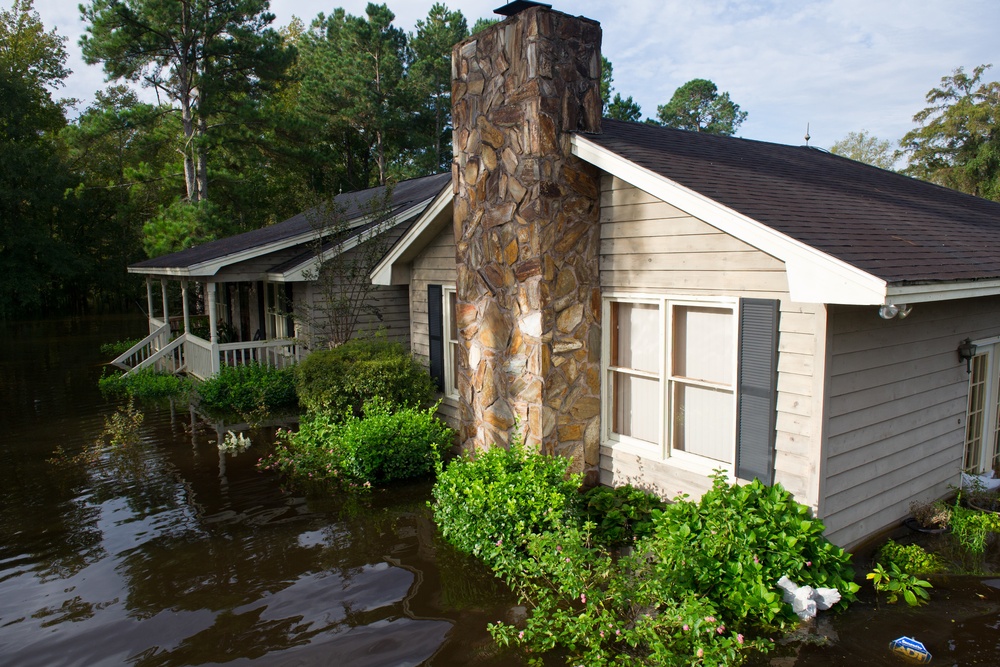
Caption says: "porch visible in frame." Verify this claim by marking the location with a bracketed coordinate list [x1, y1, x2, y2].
[112, 277, 303, 380]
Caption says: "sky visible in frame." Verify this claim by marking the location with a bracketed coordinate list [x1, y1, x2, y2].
[31, 0, 1000, 151]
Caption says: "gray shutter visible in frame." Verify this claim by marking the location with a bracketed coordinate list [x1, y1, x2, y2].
[428, 284, 445, 392]
[735, 298, 779, 484]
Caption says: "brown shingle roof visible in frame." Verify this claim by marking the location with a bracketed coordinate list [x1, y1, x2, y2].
[131, 173, 450, 272]
[588, 120, 1000, 285]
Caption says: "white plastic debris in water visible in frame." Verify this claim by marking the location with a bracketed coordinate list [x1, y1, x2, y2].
[776, 576, 842, 620]
[962, 470, 1000, 490]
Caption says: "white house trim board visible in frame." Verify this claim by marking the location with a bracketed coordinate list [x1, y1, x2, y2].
[886, 280, 1000, 305]
[128, 198, 431, 279]
[269, 199, 435, 282]
[572, 135, 890, 306]
[371, 184, 454, 286]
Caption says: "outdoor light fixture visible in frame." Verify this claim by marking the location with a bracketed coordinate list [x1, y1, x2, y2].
[878, 303, 912, 320]
[958, 338, 978, 373]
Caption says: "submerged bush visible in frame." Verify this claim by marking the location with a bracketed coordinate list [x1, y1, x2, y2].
[261, 399, 450, 485]
[434, 456, 859, 666]
[99, 338, 141, 358]
[196, 363, 297, 417]
[580, 484, 665, 548]
[431, 437, 582, 564]
[295, 337, 435, 416]
[99, 368, 191, 399]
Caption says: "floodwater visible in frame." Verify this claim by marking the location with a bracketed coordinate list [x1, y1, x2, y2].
[4, 315, 1000, 667]
[0, 315, 519, 666]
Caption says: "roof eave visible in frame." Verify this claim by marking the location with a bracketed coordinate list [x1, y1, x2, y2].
[571, 133, 889, 306]
[371, 184, 454, 286]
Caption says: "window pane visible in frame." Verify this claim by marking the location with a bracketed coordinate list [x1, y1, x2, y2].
[967, 352, 988, 471]
[448, 292, 458, 340]
[673, 306, 733, 385]
[613, 302, 659, 373]
[672, 383, 734, 463]
[614, 372, 660, 443]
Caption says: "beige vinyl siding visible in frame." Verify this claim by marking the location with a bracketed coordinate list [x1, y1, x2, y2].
[409, 224, 460, 427]
[598, 175, 824, 511]
[822, 297, 1000, 547]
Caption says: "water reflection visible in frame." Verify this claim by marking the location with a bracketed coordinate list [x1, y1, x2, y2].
[0, 316, 519, 667]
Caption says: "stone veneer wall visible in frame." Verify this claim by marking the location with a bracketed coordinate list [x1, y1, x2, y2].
[451, 6, 603, 478]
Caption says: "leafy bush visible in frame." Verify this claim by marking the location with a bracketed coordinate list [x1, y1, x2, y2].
[295, 337, 435, 416]
[260, 399, 450, 485]
[949, 503, 1000, 556]
[449, 471, 859, 666]
[99, 368, 191, 399]
[196, 363, 297, 417]
[875, 540, 945, 575]
[580, 484, 665, 548]
[642, 475, 859, 633]
[867, 563, 932, 607]
[431, 437, 582, 564]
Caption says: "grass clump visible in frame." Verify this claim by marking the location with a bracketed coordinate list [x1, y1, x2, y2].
[295, 337, 435, 416]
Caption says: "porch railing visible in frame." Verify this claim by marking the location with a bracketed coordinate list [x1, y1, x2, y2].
[112, 323, 171, 372]
[183, 335, 303, 380]
[185, 335, 215, 381]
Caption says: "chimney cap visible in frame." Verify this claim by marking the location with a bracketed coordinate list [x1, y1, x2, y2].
[494, 1, 552, 17]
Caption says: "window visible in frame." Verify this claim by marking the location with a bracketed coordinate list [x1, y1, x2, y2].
[443, 286, 459, 398]
[605, 296, 740, 469]
[965, 340, 1000, 475]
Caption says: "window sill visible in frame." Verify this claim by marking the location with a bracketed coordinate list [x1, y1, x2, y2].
[606, 437, 734, 480]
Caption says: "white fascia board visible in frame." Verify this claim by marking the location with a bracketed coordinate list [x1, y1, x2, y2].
[571, 135, 889, 306]
[371, 184, 454, 285]
[270, 198, 434, 283]
[127, 266, 193, 277]
[887, 279, 1000, 304]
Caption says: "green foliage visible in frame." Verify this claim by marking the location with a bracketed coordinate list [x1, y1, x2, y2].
[195, 362, 297, 418]
[465, 473, 857, 665]
[830, 130, 897, 170]
[901, 64, 1000, 200]
[98, 368, 191, 399]
[875, 540, 945, 575]
[142, 199, 222, 258]
[431, 437, 582, 563]
[949, 503, 1000, 556]
[260, 399, 450, 485]
[637, 474, 858, 633]
[580, 484, 664, 548]
[295, 337, 435, 416]
[600, 56, 643, 122]
[100, 337, 141, 358]
[654, 78, 747, 136]
[866, 562, 932, 607]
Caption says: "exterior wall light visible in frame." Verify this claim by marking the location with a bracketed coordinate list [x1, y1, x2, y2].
[878, 303, 911, 319]
[958, 338, 978, 373]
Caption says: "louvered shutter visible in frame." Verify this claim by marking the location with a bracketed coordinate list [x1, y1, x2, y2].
[735, 298, 779, 484]
[428, 284, 445, 392]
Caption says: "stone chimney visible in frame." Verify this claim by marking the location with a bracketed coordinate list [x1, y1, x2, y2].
[451, 4, 603, 478]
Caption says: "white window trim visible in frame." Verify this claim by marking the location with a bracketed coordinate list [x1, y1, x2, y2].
[442, 285, 459, 399]
[601, 292, 739, 475]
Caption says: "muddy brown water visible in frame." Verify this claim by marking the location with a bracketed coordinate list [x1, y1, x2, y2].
[3, 315, 1000, 666]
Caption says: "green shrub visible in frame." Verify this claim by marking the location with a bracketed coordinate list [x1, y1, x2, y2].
[642, 474, 859, 633]
[295, 337, 435, 416]
[867, 562, 932, 607]
[99, 368, 191, 399]
[260, 399, 450, 485]
[475, 473, 860, 666]
[431, 437, 582, 565]
[875, 540, 945, 575]
[580, 484, 665, 548]
[196, 363, 297, 417]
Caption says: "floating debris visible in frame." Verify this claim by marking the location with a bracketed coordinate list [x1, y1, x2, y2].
[889, 636, 932, 664]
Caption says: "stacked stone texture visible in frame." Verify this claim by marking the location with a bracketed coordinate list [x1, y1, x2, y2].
[451, 6, 603, 479]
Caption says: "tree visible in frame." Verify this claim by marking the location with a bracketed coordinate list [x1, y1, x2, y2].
[600, 55, 642, 122]
[654, 78, 747, 135]
[80, 0, 292, 204]
[901, 64, 1000, 200]
[0, 0, 77, 316]
[830, 130, 897, 170]
[470, 17, 498, 34]
[408, 3, 468, 174]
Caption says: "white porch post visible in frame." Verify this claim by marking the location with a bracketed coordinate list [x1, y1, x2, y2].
[181, 280, 190, 333]
[207, 281, 220, 375]
[146, 277, 155, 333]
[160, 279, 170, 332]
[263, 279, 273, 339]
